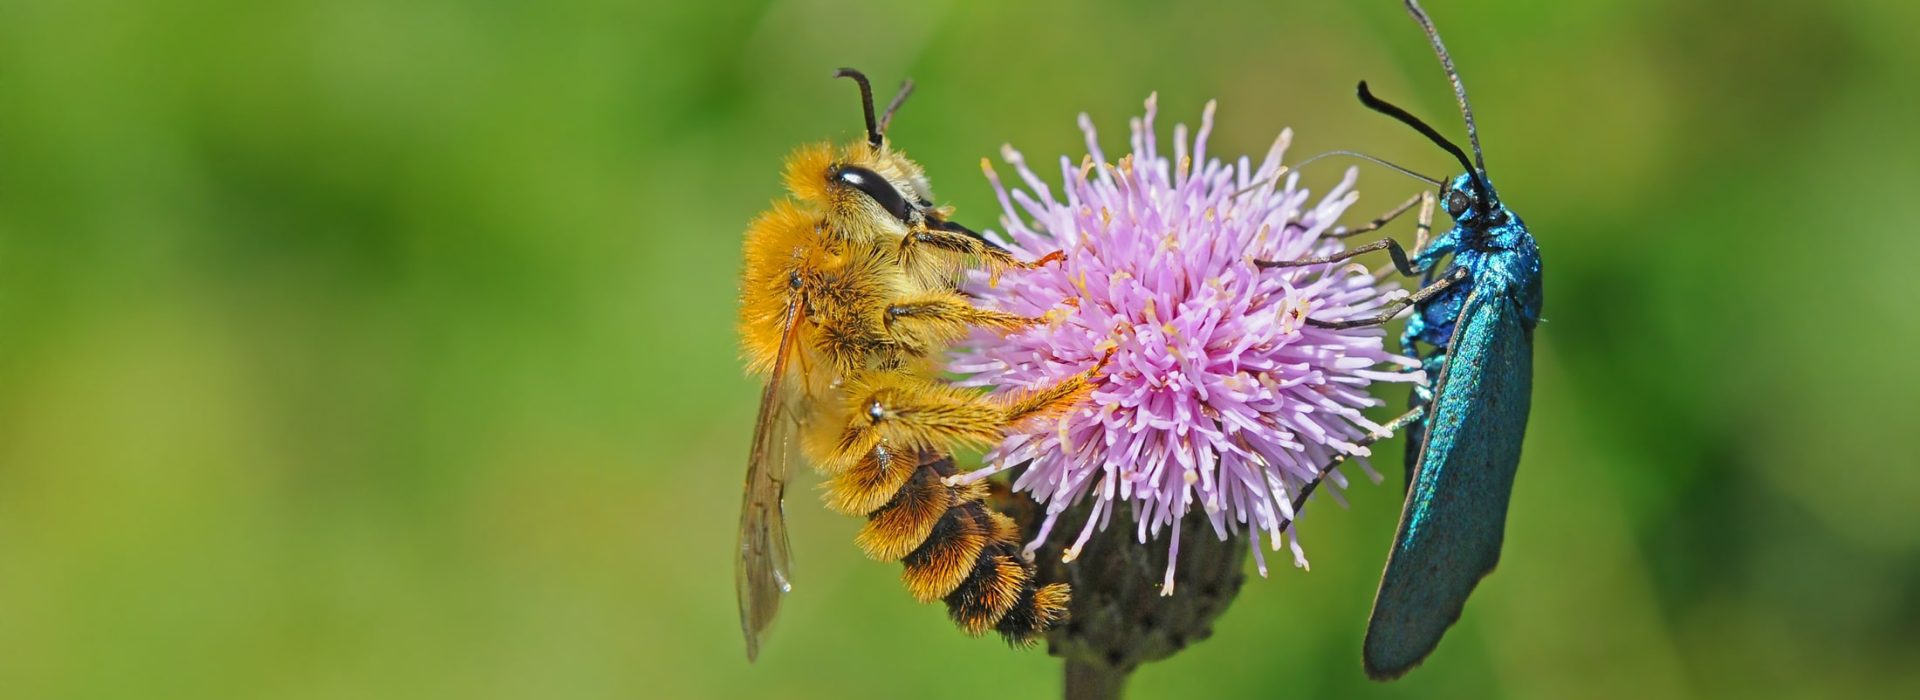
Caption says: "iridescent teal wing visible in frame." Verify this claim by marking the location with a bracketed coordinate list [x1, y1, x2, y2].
[1363, 285, 1533, 680]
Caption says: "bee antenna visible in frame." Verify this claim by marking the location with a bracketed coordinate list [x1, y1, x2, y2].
[1403, 0, 1485, 173]
[834, 68, 882, 148]
[1356, 81, 1490, 208]
[878, 79, 913, 136]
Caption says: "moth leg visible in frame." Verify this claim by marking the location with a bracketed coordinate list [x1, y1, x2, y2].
[1324, 191, 1426, 240]
[1398, 193, 1443, 353]
[1258, 236, 1420, 278]
[1257, 192, 1437, 277]
[1275, 404, 1429, 533]
[1411, 189, 1436, 254]
[1306, 267, 1468, 330]
[1405, 191, 1456, 273]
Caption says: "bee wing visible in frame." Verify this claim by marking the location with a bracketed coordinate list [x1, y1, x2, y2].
[736, 299, 806, 662]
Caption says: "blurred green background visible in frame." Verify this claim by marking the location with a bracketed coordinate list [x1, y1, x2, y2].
[2, 0, 1916, 698]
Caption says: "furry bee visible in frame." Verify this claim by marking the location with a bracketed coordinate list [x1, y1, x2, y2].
[734, 69, 1103, 661]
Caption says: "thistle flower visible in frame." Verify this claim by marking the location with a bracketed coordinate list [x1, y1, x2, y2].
[951, 95, 1424, 595]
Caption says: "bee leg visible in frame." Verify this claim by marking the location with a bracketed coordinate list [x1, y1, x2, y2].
[826, 372, 1009, 472]
[885, 291, 1034, 336]
[834, 348, 1112, 470]
[904, 219, 1062, 276]
[874, 290, 1039, 360]
[900, 225, 1020, 269]
[998, 348, 1114, 425]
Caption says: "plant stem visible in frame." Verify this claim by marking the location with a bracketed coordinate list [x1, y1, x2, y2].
[1065, 659, 1131, 700]
[1024, 496, 1249, 700]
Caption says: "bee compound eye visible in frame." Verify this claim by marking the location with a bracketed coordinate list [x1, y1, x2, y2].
[832, 165, 914, 224]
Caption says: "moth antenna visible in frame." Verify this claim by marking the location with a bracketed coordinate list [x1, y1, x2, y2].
[1356, 81, 1491, 210]
[834, 68, 882, 148]
[1296, 150, 1444, 187]
[1403, 0, 1485, 173]
[879, 79, 914, 136]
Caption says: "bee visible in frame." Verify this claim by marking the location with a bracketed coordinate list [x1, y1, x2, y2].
[734, 69, 1104, 661]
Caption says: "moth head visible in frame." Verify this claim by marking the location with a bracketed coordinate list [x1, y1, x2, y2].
[1441, 171, 1509, 227]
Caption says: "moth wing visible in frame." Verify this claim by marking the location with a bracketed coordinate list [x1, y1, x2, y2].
[1364, 285, 1534, 679]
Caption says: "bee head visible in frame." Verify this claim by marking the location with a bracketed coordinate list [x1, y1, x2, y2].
[830, 163, 916, 225]
[816, 69, 939, 231]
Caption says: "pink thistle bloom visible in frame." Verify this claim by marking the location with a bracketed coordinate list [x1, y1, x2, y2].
[949, 95, 1424, 594]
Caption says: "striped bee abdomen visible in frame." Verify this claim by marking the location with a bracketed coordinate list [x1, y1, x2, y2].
[828, 448, 1070, 645]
